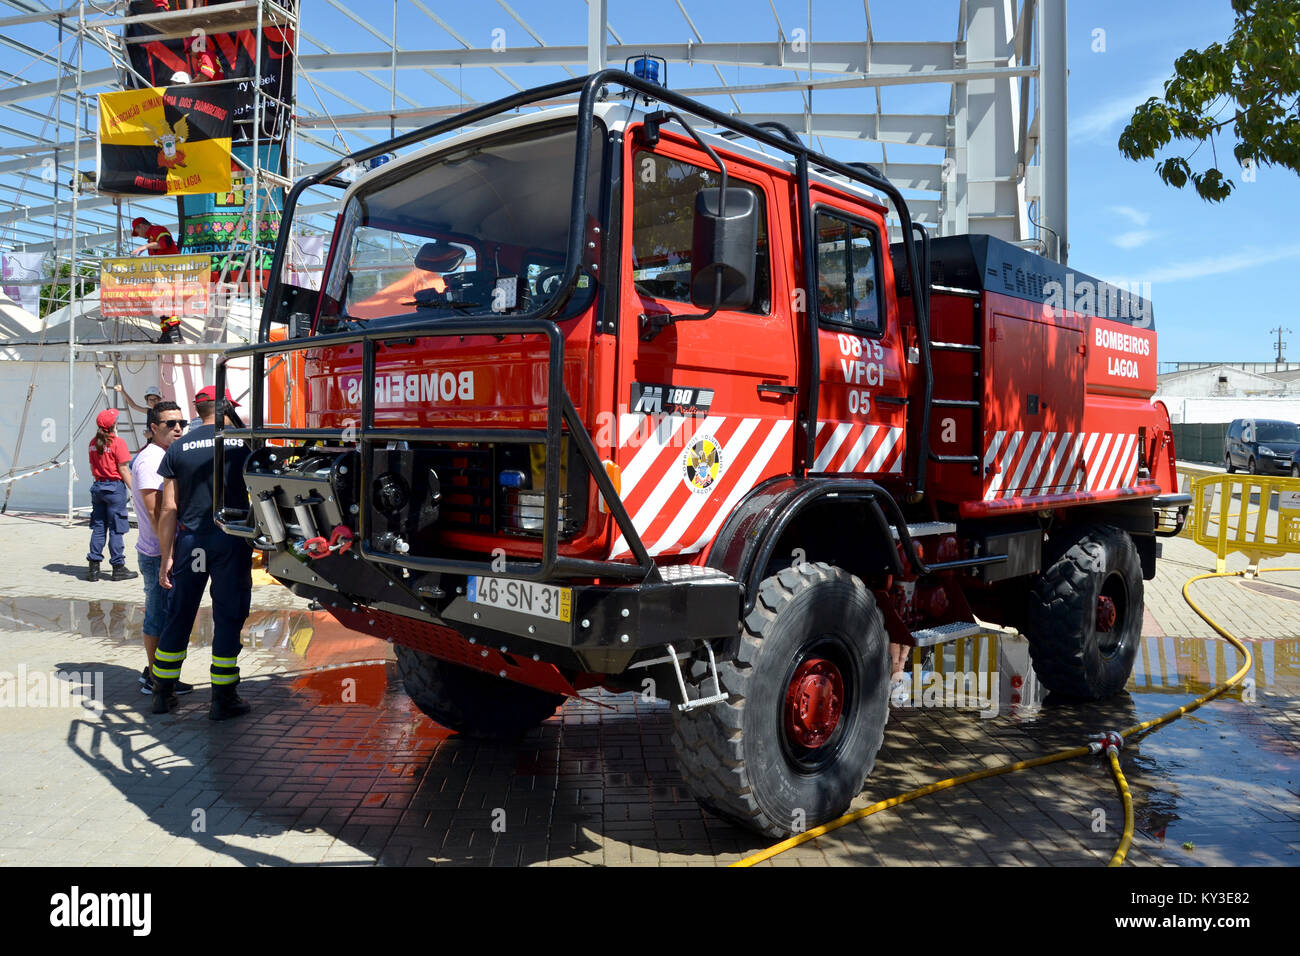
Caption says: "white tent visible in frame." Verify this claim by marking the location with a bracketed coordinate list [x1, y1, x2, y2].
[0, 291, 253, 514]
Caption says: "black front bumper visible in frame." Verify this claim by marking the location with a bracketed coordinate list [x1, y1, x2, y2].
[265, 545, 740, 675]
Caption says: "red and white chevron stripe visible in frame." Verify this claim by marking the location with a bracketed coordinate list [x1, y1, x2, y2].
[983, 430, 1140, 501]
[811, 421, 905, 474]
[609, 414, 794, 560]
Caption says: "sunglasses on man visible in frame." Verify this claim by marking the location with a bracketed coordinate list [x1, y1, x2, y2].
[157, 419, 187, 430]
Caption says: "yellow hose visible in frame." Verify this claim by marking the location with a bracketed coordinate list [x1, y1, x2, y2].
[1105, 747, 1134, 867]
[733, 746, 1090, 868]
[733, 566, 1274, 869]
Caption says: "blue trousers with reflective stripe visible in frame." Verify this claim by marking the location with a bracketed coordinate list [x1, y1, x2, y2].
[157, 528, 253, 678]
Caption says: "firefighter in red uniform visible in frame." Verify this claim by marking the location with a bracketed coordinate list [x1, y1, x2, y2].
[132, 216, 184, 344]
[183, 34, 225, 83]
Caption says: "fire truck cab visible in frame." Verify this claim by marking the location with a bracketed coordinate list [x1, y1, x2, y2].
[216, 70, 1188, 837]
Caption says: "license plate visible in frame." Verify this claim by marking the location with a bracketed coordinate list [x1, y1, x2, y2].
[467, 576, 572, 623]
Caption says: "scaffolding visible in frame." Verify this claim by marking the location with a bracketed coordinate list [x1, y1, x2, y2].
[0, 0, 299, 518]
[1, 0, 1061, 519]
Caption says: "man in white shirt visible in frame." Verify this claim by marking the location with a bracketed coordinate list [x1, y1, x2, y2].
[130, 401, 194, 696]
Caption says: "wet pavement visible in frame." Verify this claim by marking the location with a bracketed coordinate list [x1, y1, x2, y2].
[0, 513, 1297, 866]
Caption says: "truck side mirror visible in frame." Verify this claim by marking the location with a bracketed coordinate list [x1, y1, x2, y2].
[691, 187, 758, 311]
[272, 283, 320, 334]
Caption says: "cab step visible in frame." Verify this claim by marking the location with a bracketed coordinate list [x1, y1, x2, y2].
[910, 620, 1017, 647]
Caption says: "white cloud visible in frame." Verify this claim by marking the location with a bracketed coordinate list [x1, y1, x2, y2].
[1071, 77, 1167, 142]
[1113, 229, 1157, 249]
[1109, 205, 1151, 227]
[1103, 242, 1300, 287]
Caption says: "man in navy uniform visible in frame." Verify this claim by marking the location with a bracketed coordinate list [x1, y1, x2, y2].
[152, 387, 254, 719]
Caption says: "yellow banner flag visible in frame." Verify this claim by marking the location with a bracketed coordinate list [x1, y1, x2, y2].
[97, 84, 234, 196]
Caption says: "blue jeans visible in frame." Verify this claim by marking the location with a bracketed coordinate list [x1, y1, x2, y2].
[137, 552, 166, 636]
[87, 480, 129, 566]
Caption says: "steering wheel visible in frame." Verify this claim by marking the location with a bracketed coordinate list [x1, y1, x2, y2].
[534, 268, 566, 297]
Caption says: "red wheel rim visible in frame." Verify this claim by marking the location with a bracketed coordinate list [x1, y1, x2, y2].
[784, 657, 844, 749]
[1096, 594, 1117, 632]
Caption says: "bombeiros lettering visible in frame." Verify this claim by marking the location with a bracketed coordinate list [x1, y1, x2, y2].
[1094, 326, 1149, 379]
[1095, 326, 1151, 356]
[345, 370, 475, 405]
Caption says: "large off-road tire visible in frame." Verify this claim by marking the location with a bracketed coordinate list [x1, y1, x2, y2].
[1026, 525, 1143, 700]
[394, 644, 563, 739]
[670, 562, 891, 838]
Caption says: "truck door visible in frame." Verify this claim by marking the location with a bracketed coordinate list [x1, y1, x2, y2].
[610, 136, 799, 560]
[808, 205, 908, 477]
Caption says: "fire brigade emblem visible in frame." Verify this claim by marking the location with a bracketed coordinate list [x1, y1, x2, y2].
[145, 115, 190, 169]
[682, 434, 723, 494]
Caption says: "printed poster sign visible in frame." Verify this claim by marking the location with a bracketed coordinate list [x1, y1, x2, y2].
[177, 143, 283, 254]
[99, 254, 212, 318]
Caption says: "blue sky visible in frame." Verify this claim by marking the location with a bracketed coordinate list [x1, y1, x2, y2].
[4, 0, 1293, 363]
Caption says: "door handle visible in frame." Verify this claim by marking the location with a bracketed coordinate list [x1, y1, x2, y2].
[757, 383, 797, 396]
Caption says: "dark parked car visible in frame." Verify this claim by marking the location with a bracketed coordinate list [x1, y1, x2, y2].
[1224, 418, 1300, 475]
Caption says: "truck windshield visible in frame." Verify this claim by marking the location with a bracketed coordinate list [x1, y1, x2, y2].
[318, 119, 603, 332]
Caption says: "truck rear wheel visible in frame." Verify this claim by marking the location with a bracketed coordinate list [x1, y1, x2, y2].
[1026, 525, 1142, 700]
[670, 563, 890, 838]
[394, 644, 564, 739]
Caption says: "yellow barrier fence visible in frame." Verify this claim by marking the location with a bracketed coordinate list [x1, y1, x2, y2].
[1185, 471, 1300, 572]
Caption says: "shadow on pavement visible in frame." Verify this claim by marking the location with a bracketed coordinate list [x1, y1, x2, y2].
[44, 562, 97, 579]
[57, 658, 756, 866]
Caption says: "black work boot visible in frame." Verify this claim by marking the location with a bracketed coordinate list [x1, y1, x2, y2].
[210, 683, 251, 721]
[152, 676, 179, 714]
[86, 561, 100, 582]
[110, 564, 139, 582]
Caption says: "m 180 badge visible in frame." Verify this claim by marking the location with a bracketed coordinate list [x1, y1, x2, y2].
[682, 434, 723, 494]
[631, 382, 714, 416]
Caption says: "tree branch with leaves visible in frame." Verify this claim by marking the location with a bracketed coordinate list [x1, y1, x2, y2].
[1118, 0, 1300, 201]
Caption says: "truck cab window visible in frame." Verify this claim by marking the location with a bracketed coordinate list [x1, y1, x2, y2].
[316, 120, 604, 333]
[632, 151, 771, 314]
[816, 211, 882, 333]
[344, 229, 476, 320]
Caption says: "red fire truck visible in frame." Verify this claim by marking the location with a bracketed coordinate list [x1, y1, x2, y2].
[216, 70, 1188, 837]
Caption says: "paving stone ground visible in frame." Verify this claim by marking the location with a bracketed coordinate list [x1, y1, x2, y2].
[0, 508, 1296, 867]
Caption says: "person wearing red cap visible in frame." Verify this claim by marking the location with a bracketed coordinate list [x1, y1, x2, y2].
[86, 408, 139, 582]
[130, 217, 182, 344]
[131, 216, 178, 256]
[188, 386, 240, 429]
